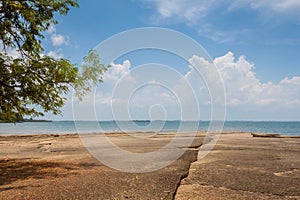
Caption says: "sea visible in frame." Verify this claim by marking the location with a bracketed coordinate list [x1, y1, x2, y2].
[0, 121, 299, 136]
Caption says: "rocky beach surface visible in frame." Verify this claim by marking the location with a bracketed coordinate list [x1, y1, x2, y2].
[0, 132, 299, 199]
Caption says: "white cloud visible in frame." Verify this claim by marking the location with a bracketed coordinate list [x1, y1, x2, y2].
[104, 60, 131, 81]
[46, 24, 56, 34]
[0, 42, 22, 58]
[46, 24, 69, 46]
[47, 50, 64, 59]
[5, 48, 21, 58]
[93, 60, 134, 97]
[51, 34, 69, 46]
[212, 52, 300, 107]
[139, 0, 300, 42]
[248, 0, 300, 13]
[144, 0, 215, 25]
[174, 52, 300, 120]
[74, 59, 196, 120]
[63, 52, 300, 120]
[143, 0, 300, 22]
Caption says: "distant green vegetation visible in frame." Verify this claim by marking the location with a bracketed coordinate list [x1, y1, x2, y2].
[0, 114, 51, 123]
[0, 1, 108, 122]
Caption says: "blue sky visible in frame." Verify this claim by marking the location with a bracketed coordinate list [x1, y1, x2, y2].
[42, 0, 300, 121]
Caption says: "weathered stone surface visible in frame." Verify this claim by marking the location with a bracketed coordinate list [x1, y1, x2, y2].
[175, 132, 300, 200]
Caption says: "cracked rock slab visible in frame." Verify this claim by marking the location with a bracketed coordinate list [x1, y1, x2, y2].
[175, 132, 300, 200]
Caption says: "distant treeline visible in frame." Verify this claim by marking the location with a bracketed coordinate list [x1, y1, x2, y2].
[0, 114, 51, 123]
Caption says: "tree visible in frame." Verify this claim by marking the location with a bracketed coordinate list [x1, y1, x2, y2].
[0, 0, 108, 122]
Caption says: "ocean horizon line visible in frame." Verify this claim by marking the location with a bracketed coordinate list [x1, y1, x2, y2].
[1, 121, 299, 136]
[44, 120, 300, 123]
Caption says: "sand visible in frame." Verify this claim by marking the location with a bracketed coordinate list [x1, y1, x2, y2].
[0, 132, 299, 199]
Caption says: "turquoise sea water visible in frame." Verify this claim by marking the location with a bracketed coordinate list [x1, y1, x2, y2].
[0, 121, 299, 136]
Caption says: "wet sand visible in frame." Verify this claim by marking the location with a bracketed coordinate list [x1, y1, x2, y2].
[0, 132, 299, 199]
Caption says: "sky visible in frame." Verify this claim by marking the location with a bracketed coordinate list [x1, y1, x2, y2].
[41, 0, 300, 121]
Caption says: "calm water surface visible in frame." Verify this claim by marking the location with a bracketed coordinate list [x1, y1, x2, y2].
[0, 121, 299, 136]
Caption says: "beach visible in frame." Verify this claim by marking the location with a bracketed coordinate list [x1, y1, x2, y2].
[0, 132, 299, 199]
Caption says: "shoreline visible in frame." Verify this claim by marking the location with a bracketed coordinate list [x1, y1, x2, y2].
[0, 131, 300, 138]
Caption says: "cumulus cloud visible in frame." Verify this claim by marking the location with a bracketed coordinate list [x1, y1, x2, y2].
[89, 60, 134, 105]
[213, 52, 300, 107]
[70, 52, 300, 120]
[51, 34, 69, 46]
[47, 50, 64, 59]
[182, 52, 300, 108]
[72, 60, 136, 120]
[104, 60, 131, 82]
[46, 24, 69, 46]
[46, 24, 56, 34]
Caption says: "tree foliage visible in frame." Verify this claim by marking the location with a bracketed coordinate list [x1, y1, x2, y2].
[0, 0, 108, 122]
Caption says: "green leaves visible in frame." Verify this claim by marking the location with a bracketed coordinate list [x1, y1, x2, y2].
[0, 1, 108, 122]
[1, 52, 72, 120]
[74, 50, 109, 100]
[0, 0, 79, 55]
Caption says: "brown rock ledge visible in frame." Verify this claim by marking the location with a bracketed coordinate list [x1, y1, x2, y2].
[0, 132, 203, 200]
[175, 132, 300, 200]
